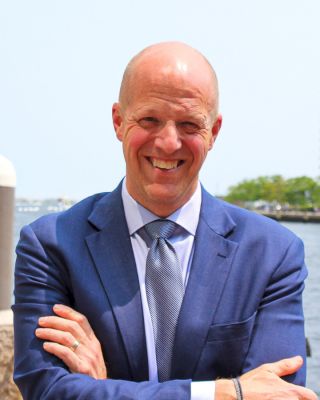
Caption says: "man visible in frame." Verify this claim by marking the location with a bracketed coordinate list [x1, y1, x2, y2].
[13, 42, 317, 399]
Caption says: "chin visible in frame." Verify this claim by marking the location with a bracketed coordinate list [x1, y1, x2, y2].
[147, 184, 179, 199]
[144, 185, 189, 212]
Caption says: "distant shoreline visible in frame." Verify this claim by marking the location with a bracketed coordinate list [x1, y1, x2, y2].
[257, 210, 320, 223]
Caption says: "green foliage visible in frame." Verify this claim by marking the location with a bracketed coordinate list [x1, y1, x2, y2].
[225, 175, 320, 209]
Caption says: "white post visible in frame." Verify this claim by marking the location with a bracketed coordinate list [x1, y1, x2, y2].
[0, 155, 16, 310]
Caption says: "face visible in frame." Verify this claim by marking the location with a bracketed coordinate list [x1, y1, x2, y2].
[113, 64, 222, 217]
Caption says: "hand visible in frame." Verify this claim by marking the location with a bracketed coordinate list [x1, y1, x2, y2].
[35, 304, 107, 380]
[215, 356, 318, 400]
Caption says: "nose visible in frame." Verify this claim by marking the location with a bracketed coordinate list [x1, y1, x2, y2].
[154, 122, 182, 154]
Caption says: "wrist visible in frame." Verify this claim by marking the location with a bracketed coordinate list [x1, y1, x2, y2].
[215, 379, 236, 400]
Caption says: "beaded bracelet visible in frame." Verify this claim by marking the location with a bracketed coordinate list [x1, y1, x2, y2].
[232, 377, 243, 400]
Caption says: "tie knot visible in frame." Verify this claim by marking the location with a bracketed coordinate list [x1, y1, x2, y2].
[144, 219, 176, 240]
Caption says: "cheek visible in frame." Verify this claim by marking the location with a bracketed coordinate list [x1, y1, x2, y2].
[123, 128, 151, 155]
[185, 136, 210, 161]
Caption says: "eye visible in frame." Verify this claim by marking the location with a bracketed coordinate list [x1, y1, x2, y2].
[178, 121, 199, 134]
[139, 117, 160, 129]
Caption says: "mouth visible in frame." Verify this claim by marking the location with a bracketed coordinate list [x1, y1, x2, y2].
[147, 157, 184, 170]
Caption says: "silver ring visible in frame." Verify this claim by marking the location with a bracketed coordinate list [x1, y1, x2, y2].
[70, 339, 80, 352]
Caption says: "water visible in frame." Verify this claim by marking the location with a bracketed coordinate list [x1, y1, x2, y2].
[282, 222, 320, 394]
[12, 208, 319, 394]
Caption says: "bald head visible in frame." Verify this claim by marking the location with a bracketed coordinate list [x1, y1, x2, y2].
[112, 41, 222, 216]
[118, 42, 219, 119]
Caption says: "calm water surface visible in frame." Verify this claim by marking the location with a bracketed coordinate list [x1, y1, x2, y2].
[282, 222, 320, 394]
[13, 210, 319, 394]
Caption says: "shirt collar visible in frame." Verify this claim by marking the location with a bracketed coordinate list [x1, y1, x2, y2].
[121, 178, 201, 236]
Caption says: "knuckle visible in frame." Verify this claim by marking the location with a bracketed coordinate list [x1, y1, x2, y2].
[61, 346, 70, 357]
[66, 332, 74, 344]
[259, 362, 269, 371]
[87, 332, 97, 342]
[79, 361, 90, 375]
[91, 342, 99, 353]
[70, 320, 79, 332]
[75, 314, 86, 325]
[86, 352, 96, 364]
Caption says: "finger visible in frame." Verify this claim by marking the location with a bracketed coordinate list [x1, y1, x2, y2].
[53, 304, 94, 338]
[262, 356, 303, 377]
[43, 342, 92, 377]
[38, 316, 86, 342]
[292, 385, 319, 400]
[301, 387, 319, 400]
[43, 341, 80, 371]
[35, 328, 77, 348]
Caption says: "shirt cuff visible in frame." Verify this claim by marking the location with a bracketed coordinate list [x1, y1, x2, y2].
[191, 381, 215, 400]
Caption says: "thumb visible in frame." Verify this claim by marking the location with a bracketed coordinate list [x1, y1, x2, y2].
[264, 356, 303, 377]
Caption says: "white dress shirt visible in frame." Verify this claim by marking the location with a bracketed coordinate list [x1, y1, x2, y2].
[122, 180, 215, 400]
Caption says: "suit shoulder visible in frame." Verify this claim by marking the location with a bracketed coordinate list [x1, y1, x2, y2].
[215, 197, 299, 243]
[27, 192, 109, 233]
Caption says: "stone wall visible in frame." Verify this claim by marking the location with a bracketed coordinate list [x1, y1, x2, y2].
[0, 310, 22, 400]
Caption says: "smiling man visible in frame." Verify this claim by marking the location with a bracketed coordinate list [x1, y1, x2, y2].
[13, 42, 317, 400]
[112, 44, 221, 218]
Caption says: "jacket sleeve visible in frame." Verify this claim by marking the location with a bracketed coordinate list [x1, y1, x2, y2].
[13, 224, 191, 400]
[241, 235, 307, 385]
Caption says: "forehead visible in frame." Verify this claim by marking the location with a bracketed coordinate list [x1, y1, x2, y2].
[128, 91, 211, 123]
[127, 66, 215, 116]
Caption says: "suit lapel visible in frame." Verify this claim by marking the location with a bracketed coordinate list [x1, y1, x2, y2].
[85, 184, 148, 381]
[171, 189, 239, 379]
[84, 185, 238, 381]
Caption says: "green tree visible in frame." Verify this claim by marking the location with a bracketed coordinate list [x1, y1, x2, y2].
[225, 175, 320, 209]
[225, 175, 286, 203]
[284, 176, 320, 209]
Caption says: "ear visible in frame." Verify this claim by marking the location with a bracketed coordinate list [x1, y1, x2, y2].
[209, 114, 222, 150]
[112, 102, 124, 142]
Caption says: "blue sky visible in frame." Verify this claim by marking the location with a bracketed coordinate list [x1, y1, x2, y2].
[1, 0, 320, 199]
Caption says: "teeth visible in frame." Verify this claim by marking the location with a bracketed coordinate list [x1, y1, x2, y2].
[151, 158, 179, 170]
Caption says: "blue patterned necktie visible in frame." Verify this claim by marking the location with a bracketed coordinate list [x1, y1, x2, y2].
[144, 219, 185, 382]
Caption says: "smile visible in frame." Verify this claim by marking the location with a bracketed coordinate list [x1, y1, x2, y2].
[148, 157, 184, 170]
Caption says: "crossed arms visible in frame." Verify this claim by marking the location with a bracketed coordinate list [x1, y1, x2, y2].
[13, 217, 317, 399]
[35, 304, 316, 400]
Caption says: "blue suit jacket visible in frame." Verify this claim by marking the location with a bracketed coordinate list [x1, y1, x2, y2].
[13, 184, 307, 399]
